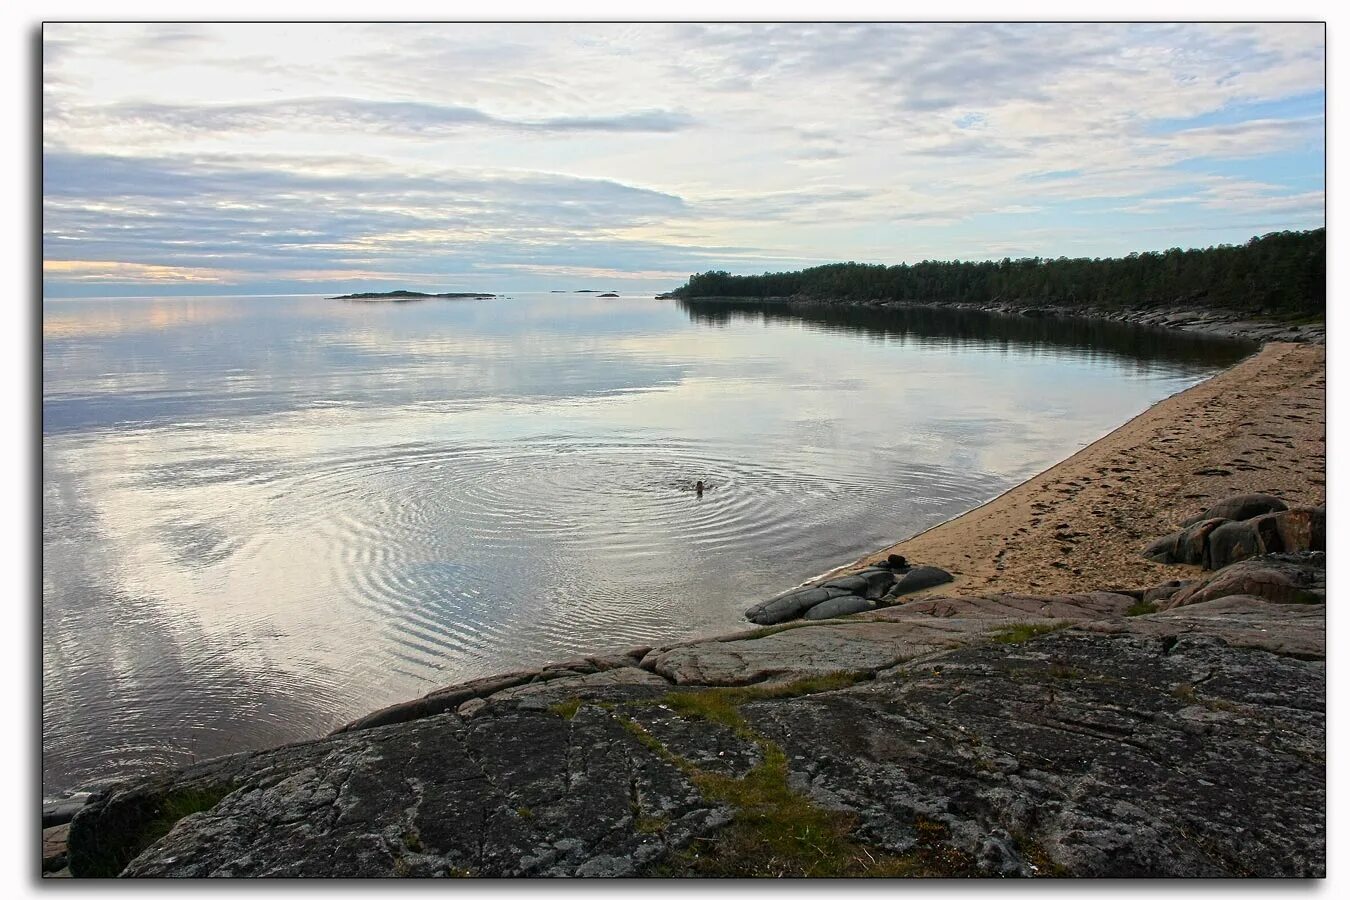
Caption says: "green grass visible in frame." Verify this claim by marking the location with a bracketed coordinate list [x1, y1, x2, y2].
[1126, 600, 1158, 617]
[548, 698, 583, 720]
[630, 672, 984, 877]
[634, 814, 670, 835]
[990, 622, 1070, 645]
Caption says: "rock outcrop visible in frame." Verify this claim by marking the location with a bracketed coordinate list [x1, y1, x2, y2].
[66, 565, 1324, 878]
[1142, 494, 1323, 570]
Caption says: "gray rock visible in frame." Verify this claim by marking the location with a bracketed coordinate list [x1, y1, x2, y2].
[1165, 554, 1325, 610]
[75, 686, 741, 878]
[865, 590, 1135, 622]
[884, 565, 953, 599]
[1205, 511, 1294, 570]
[1078, 595, 1324, 659]
[476, 667, 670, 707]
[642, 618, 998, 686]
[820, 575, 869, 593]
[1141, 579, 1194, 607]
[821, 567, 894, 599]
[1143, 517, 1227, 565]
[745, 586, 850, 625]
[1142, 531, 1181, 563]
[1180, 493, 1288, 527]
[1177, 517, 1229, 565]
[66, 585, 1325, 878]
[803, 596, 877, 620]
[1205, 519, 1265, 570]
[42, 797, 89, 828]
[744, 627, 1323, 877]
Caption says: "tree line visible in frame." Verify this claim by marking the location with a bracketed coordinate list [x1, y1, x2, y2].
[671, 229, 1325, 317]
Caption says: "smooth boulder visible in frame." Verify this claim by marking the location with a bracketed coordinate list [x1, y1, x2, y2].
[1144, 518, 1227, 565]
[821, 567, 895, 599]
[745, 586, 851, 625]
[1140, 579, 1194, 607]
[1180, 493, 1288, 527]
[1163, 553, 1324, 609]
[802, 595, 877, 620]
[1206, 514, 1285, 570]
[884, 565, 954, 600]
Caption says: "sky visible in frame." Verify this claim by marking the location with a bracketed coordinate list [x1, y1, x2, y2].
[41, 22, 1326, 297]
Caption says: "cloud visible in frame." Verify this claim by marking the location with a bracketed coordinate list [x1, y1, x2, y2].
[43, 259, 238, 283]
[84, 97, 696, 138]
[40, 23, 1325, 293]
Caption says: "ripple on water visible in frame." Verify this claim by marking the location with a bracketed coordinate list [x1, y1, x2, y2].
[263, 434, 958, 674]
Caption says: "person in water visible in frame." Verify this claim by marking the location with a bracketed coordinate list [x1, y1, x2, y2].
[695, 480, 705, 497]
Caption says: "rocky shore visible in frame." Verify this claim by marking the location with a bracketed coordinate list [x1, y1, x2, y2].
[680, 294, 1325, 345]
[45, 341, 1326, 878]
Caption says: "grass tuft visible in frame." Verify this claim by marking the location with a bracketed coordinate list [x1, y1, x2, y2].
[1126, 600, 1158, 617]
[548, 698, 583, 720]
[990, 622, 1070, 645]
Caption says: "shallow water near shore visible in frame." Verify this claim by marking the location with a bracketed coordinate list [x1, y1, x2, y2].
[42, 291, 1252, 794]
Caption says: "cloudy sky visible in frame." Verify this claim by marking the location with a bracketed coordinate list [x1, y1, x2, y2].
[41, 22, 1325, 297]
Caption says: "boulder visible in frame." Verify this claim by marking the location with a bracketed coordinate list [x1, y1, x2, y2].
[1141, 579, 1194, 607]
[1205, 520, 1264, 570]
[803, 596, 877, 620]
[1178, 518, 1228, 565]
[1180, 493, 1287, 527]
[1143, 532, 1181, 563]
[1163, 554, 1325, 609]
[42, 796, 89, 828]
[822, 567, 895, 599]
[1144, 518, 1228, 565]
[1272, 506, 1325, 554]
[745, 586, 851, 625]
[884, 565, 953, 599]
[1205, 512, 1292, 570]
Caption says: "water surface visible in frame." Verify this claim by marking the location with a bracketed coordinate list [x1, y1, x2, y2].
[42, 291, 1252, 793]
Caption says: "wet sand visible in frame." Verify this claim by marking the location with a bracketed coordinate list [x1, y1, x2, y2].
[857, 341, 1326, 597]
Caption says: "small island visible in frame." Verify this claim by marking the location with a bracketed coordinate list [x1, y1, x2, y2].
[597, 292, 620, 298]
[328, 290, 495, 302]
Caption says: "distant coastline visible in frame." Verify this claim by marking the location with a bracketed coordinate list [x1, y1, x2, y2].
[328, 290, 495, 302]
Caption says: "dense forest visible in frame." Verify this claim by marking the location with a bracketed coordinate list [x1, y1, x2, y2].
[671, 229, 1325, 317]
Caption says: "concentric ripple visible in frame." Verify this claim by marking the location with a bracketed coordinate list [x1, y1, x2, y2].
[42, 292, 1249, 795]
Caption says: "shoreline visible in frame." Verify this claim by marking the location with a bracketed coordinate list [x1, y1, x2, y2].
[675, 294, 1325, 345]
[803, 340, 1323, 602]
[48, 336, 1327, 877]
[47, 340, 1324, 783]
[313, 339, 1323, 727]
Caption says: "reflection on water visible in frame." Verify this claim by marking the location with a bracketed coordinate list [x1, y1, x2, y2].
[678, 297, 1255, 368]
[42, 292, 1252, 794]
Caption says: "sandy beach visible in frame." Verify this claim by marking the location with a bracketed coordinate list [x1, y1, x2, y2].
[857, 340, 1326, 598]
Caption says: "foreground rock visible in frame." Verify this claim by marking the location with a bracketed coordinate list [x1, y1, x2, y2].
[747, 626, 1322, 876]
[66, 578, 1322, 877]
[1161, 552, 1325, 609]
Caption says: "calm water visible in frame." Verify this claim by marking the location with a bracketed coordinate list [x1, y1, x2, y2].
[42, 292, 1252, 794]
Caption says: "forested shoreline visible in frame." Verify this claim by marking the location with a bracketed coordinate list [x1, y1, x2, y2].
[671, 229, 1324, 317]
